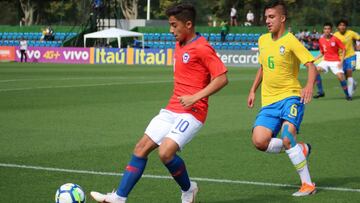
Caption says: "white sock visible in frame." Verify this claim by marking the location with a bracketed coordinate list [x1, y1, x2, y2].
[286, 144, 312, 184]
[266, 138, 283, 153]
[348, 77, 354, 96]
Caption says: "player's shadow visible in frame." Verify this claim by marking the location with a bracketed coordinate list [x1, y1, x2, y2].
[318, 95, 360, 101]
[202, 194, 293, 203]
[315, 176, 360, 189]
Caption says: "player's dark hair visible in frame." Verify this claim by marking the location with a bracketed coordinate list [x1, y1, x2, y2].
[337, 19, 348, 27]
[166, 3, 196, 26]
[323, 22, 333, 28]
[264, 0, 288, 18]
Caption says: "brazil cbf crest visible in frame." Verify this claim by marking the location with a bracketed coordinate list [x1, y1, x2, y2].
[182, 52, 190, 63]
[279, 46, 285, 55]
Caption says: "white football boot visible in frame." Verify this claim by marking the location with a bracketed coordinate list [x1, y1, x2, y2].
[181, 181, 198, 203]
[90, 190, 126, 203]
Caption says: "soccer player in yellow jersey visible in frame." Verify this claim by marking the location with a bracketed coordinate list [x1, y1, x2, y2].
[334, 19, 360, 98]
[247, 0, 317, 196]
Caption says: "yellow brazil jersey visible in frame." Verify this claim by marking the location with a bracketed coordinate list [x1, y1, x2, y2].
[334, 30, 360, 59]
[258, 32, 314, 107]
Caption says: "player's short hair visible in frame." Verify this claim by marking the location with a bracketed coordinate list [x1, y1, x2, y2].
[323, 22, 333, 28]
[264, 0, 288, 18]
[336, 19, 348, 27]
[166, 3, 196, 26]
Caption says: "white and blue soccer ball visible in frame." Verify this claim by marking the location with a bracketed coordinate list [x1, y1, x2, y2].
[55, 183, 86, 203]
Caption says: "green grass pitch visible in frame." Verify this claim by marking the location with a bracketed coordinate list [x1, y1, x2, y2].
[0, 63, 359, 202]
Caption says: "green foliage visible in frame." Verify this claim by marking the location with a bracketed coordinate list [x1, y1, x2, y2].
[0, 0, 359, 26]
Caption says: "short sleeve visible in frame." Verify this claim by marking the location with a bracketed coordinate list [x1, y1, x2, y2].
[335, 36, 345, 50]
[352, 31, 360, 41]
[290, 36, 314, 64]
[198, 45, 228, 79]
[258, 37, 263, 65]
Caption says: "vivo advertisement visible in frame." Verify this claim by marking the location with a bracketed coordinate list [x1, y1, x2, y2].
[15, 47, 91, 64]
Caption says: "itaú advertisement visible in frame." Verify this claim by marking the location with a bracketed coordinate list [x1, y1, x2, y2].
[91, 48, 173, 65]
[15, 47, 91, 63]
[13, 47, 174, 65]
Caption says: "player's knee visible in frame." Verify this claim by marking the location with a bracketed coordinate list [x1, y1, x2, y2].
[133, 136, 156, 158]
[158, 149, 174, 164]
[252, 136, 268, 151]
[133, 143, 148, 158]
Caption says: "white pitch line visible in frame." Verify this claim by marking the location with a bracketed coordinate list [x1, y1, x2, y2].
[0, 163, 359, 193]
[0, 80, 172, 92]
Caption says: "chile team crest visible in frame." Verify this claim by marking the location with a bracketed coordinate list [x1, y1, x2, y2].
[182, 52, 190, 63]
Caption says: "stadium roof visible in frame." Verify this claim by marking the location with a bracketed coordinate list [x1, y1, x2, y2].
[83, 28, 144, 48]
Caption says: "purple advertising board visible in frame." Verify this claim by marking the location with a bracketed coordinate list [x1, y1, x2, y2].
[15, 47, 91, 64]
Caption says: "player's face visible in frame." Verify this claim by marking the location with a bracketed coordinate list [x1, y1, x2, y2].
[337, 22, 347, 34]
[264, 7, 286, 34]
[323, 26, 332, 36]
[168, 16, 192, 43]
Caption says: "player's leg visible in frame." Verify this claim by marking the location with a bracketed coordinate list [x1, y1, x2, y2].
[115, 135, 158, 198]
[253, 104, 284, 153]
[336, 72, 350, 99]
[281, 122, 313, 186]
[91, 109, 175, 202]
[91, 135, 158, 203]
[20, 50, 24, 62]
[159, 138, 194, 192]
[159, 113, 202, 203]
[330, 63, 350, 99]
[280, 99, 315, 196]
[344, 56, 357, 97]
[252, 126, 283, 153]
[314, 64, 325, 98]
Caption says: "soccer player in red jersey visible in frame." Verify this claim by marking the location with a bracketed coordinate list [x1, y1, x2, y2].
[91, 3, 228, 203]
[313, 22, 350, 100]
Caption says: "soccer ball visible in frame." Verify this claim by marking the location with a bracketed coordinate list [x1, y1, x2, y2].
[55, 183, 86, 203]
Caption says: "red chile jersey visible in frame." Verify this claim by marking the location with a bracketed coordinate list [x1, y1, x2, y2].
[319, 35, 345, 61]
[165, 35, 228, 123]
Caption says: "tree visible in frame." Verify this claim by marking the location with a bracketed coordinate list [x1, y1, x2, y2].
[119, 0, 139, 19]
[19, 0, 38, 25]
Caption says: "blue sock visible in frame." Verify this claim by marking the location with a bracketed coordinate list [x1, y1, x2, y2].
[116, 154, 147, 197]
[340, 80, 349, 97]
[316, 74, 324, 94]
[165, 154, 191, 191]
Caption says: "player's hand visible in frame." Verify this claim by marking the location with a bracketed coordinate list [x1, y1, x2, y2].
[300, 85, 313, 104]
[247, 91, 256, 108]
[178, 95, 197, 108]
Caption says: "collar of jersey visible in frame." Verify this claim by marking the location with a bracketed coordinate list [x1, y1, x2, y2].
[180, 32, 201, 47]
[271, 31, 289, 41]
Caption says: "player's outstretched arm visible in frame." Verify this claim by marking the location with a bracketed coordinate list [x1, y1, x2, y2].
[301, 62, 317, 104]
[178, 73, 228, 108]
[313, 53, 323, 63]
[248, 66, 263, 108]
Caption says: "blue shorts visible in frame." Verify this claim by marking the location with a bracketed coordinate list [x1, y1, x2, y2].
[253, 96, 305, 137]
[343, 55, 356, 72]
